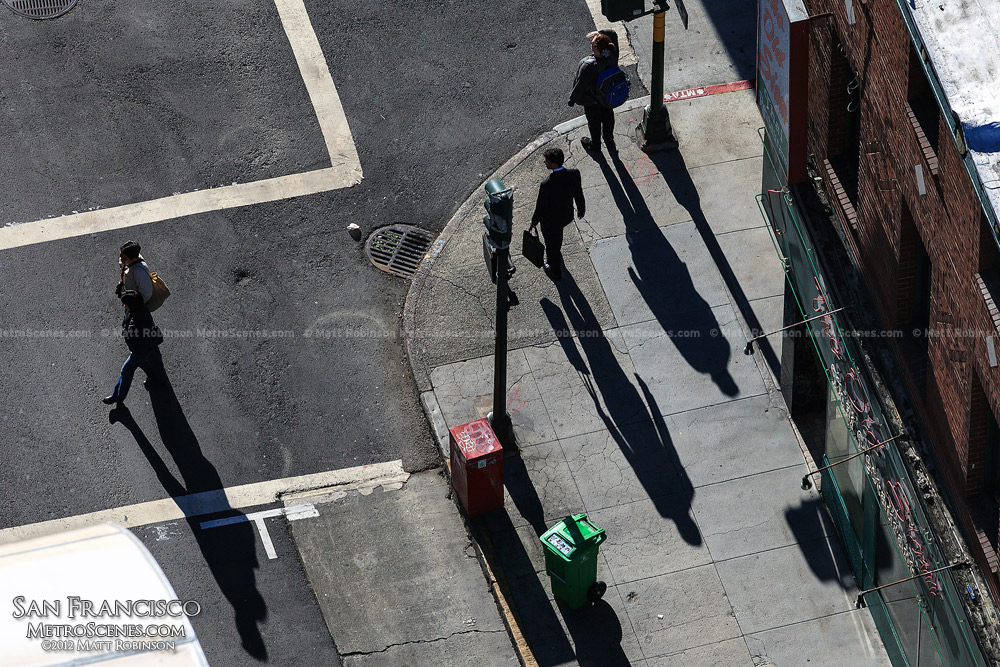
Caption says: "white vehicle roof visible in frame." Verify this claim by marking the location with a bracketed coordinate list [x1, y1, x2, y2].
[0, 523, 208, 667]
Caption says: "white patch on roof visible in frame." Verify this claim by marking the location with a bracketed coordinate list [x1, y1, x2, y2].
[906, 0, 1000, 213]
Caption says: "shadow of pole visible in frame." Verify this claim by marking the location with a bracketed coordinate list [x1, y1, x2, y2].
[111, 385, 269, 660]
[478, 509, 575, 666]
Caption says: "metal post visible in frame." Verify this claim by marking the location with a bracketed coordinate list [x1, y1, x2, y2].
[490, 247, 513, 446]
[637, 8, 678, 151]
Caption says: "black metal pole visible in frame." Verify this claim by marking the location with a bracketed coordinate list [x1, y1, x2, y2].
[637, 8, 678, 151]
[490, 248, 513, 446]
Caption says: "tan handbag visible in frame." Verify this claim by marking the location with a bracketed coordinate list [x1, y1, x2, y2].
[146, 272, 171, 312]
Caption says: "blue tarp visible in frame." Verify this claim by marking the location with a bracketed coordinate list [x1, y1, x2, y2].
[964, 122, 1000, 153]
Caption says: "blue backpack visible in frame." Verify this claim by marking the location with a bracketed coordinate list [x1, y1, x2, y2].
[596, 65, 630, 108]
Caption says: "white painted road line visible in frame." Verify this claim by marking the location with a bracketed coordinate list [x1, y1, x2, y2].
[0, 167, 354, 251]
[274, 0, 363, 179]
[0, 461, 408, 545]
[201, 504, 320, 560]
[199, 504, 319, 530]
[0, 0, 362, 251]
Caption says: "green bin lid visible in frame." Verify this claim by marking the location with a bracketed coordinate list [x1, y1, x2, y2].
[539, 513, 606, 561]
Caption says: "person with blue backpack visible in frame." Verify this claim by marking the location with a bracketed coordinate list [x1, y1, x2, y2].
[568, 30, 630, 155]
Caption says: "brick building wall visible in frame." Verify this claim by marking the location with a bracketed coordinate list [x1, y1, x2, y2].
[802, 0, 1000, 591]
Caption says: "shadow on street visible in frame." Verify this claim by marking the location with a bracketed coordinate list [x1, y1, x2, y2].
[110, 384, 268, 660]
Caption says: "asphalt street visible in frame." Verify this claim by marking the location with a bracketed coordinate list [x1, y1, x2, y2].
[0, 0, 763, 662]
[0, 0, 614, 663]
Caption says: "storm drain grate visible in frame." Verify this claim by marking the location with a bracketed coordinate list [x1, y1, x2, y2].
[3, 0, 77, 19]
[365, 224, 435, 279]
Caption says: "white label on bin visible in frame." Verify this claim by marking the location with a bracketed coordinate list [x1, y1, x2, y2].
[547, 534, 573, 557]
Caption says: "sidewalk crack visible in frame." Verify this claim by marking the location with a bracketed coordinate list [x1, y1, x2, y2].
[433, 272, 493, 321]
[341, 628, 506, 657]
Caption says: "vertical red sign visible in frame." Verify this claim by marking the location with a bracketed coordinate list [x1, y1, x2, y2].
[757, 0, 810, 183]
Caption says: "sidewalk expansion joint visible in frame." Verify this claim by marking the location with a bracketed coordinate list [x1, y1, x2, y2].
[339, 628, 508, 657]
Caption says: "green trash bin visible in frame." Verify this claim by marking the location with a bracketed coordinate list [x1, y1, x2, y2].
[539, 513, 607, 609]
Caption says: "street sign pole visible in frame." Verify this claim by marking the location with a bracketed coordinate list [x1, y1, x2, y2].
[482, 179, 515, 447]
[637, 5, 678, 151]
[490, 244, 513, 446]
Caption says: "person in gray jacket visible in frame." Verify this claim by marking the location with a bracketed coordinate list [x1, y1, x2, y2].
[568, 30, 620, 154]
[116, 240, 153, 304]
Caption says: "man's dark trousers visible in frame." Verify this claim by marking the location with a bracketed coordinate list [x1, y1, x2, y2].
[540, 223, 565, 280]
[584, 104, 615, 149]
[531, 165, 585, 281]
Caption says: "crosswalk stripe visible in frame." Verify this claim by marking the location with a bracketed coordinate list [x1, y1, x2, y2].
[274, 0, 363, 179]
[0, 0, 362, 251]
[0, 460, 408, 545]
[0, 167, 353, 251]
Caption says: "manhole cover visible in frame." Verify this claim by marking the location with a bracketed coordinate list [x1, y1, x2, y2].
[3, 0, 77, 19]
[365, 224, 435, 279]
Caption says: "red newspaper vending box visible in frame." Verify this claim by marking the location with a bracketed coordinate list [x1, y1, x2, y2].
[449, 418, 504, 517]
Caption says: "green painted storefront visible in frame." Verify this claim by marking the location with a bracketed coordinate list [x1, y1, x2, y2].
[759, 131, 990, 666]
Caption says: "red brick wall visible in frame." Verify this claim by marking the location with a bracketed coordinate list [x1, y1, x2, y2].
[803, 0, 1000, 595]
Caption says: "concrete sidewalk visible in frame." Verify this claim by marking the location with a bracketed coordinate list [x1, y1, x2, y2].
[405, 89, 894, 666]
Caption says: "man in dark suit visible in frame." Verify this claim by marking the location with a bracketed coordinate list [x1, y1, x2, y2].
[529, 148, 585, 281]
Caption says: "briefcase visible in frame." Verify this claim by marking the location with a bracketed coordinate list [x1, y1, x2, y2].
[521, 229, 544, 268]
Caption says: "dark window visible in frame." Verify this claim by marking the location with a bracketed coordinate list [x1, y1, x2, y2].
[969, 374, 1000, 570]
[828, 40, 862, 205]
[907, 42, 940, 174]
[896, 200, 930, 397]
[978, 217, 1000, 332]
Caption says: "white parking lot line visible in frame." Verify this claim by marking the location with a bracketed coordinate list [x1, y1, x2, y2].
[0, 0, 362, 252]
[0, 461, 408, 545]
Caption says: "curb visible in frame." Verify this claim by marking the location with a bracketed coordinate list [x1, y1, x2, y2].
[401, 106, 613, 667]
[403, 126, 558, 394]
[402, 85, 753, 667]
[402, 95, 654, 396]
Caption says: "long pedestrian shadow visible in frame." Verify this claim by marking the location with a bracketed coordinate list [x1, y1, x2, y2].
[540, 274, 700, 546]
[598, 151, 742, 396]
[110, 388, 268, 660]
[624, 148, 780, 380]
[491, 335, 651, 665]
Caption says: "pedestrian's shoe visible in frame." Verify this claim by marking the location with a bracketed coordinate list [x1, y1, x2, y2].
[143, 379, 157, 390]
[102, 395, 121, 405]
[581, 136, 600, 152]
[543, 264, 563, 282]
[543, 262, 551, 271]
[606, 139, 618, 153]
